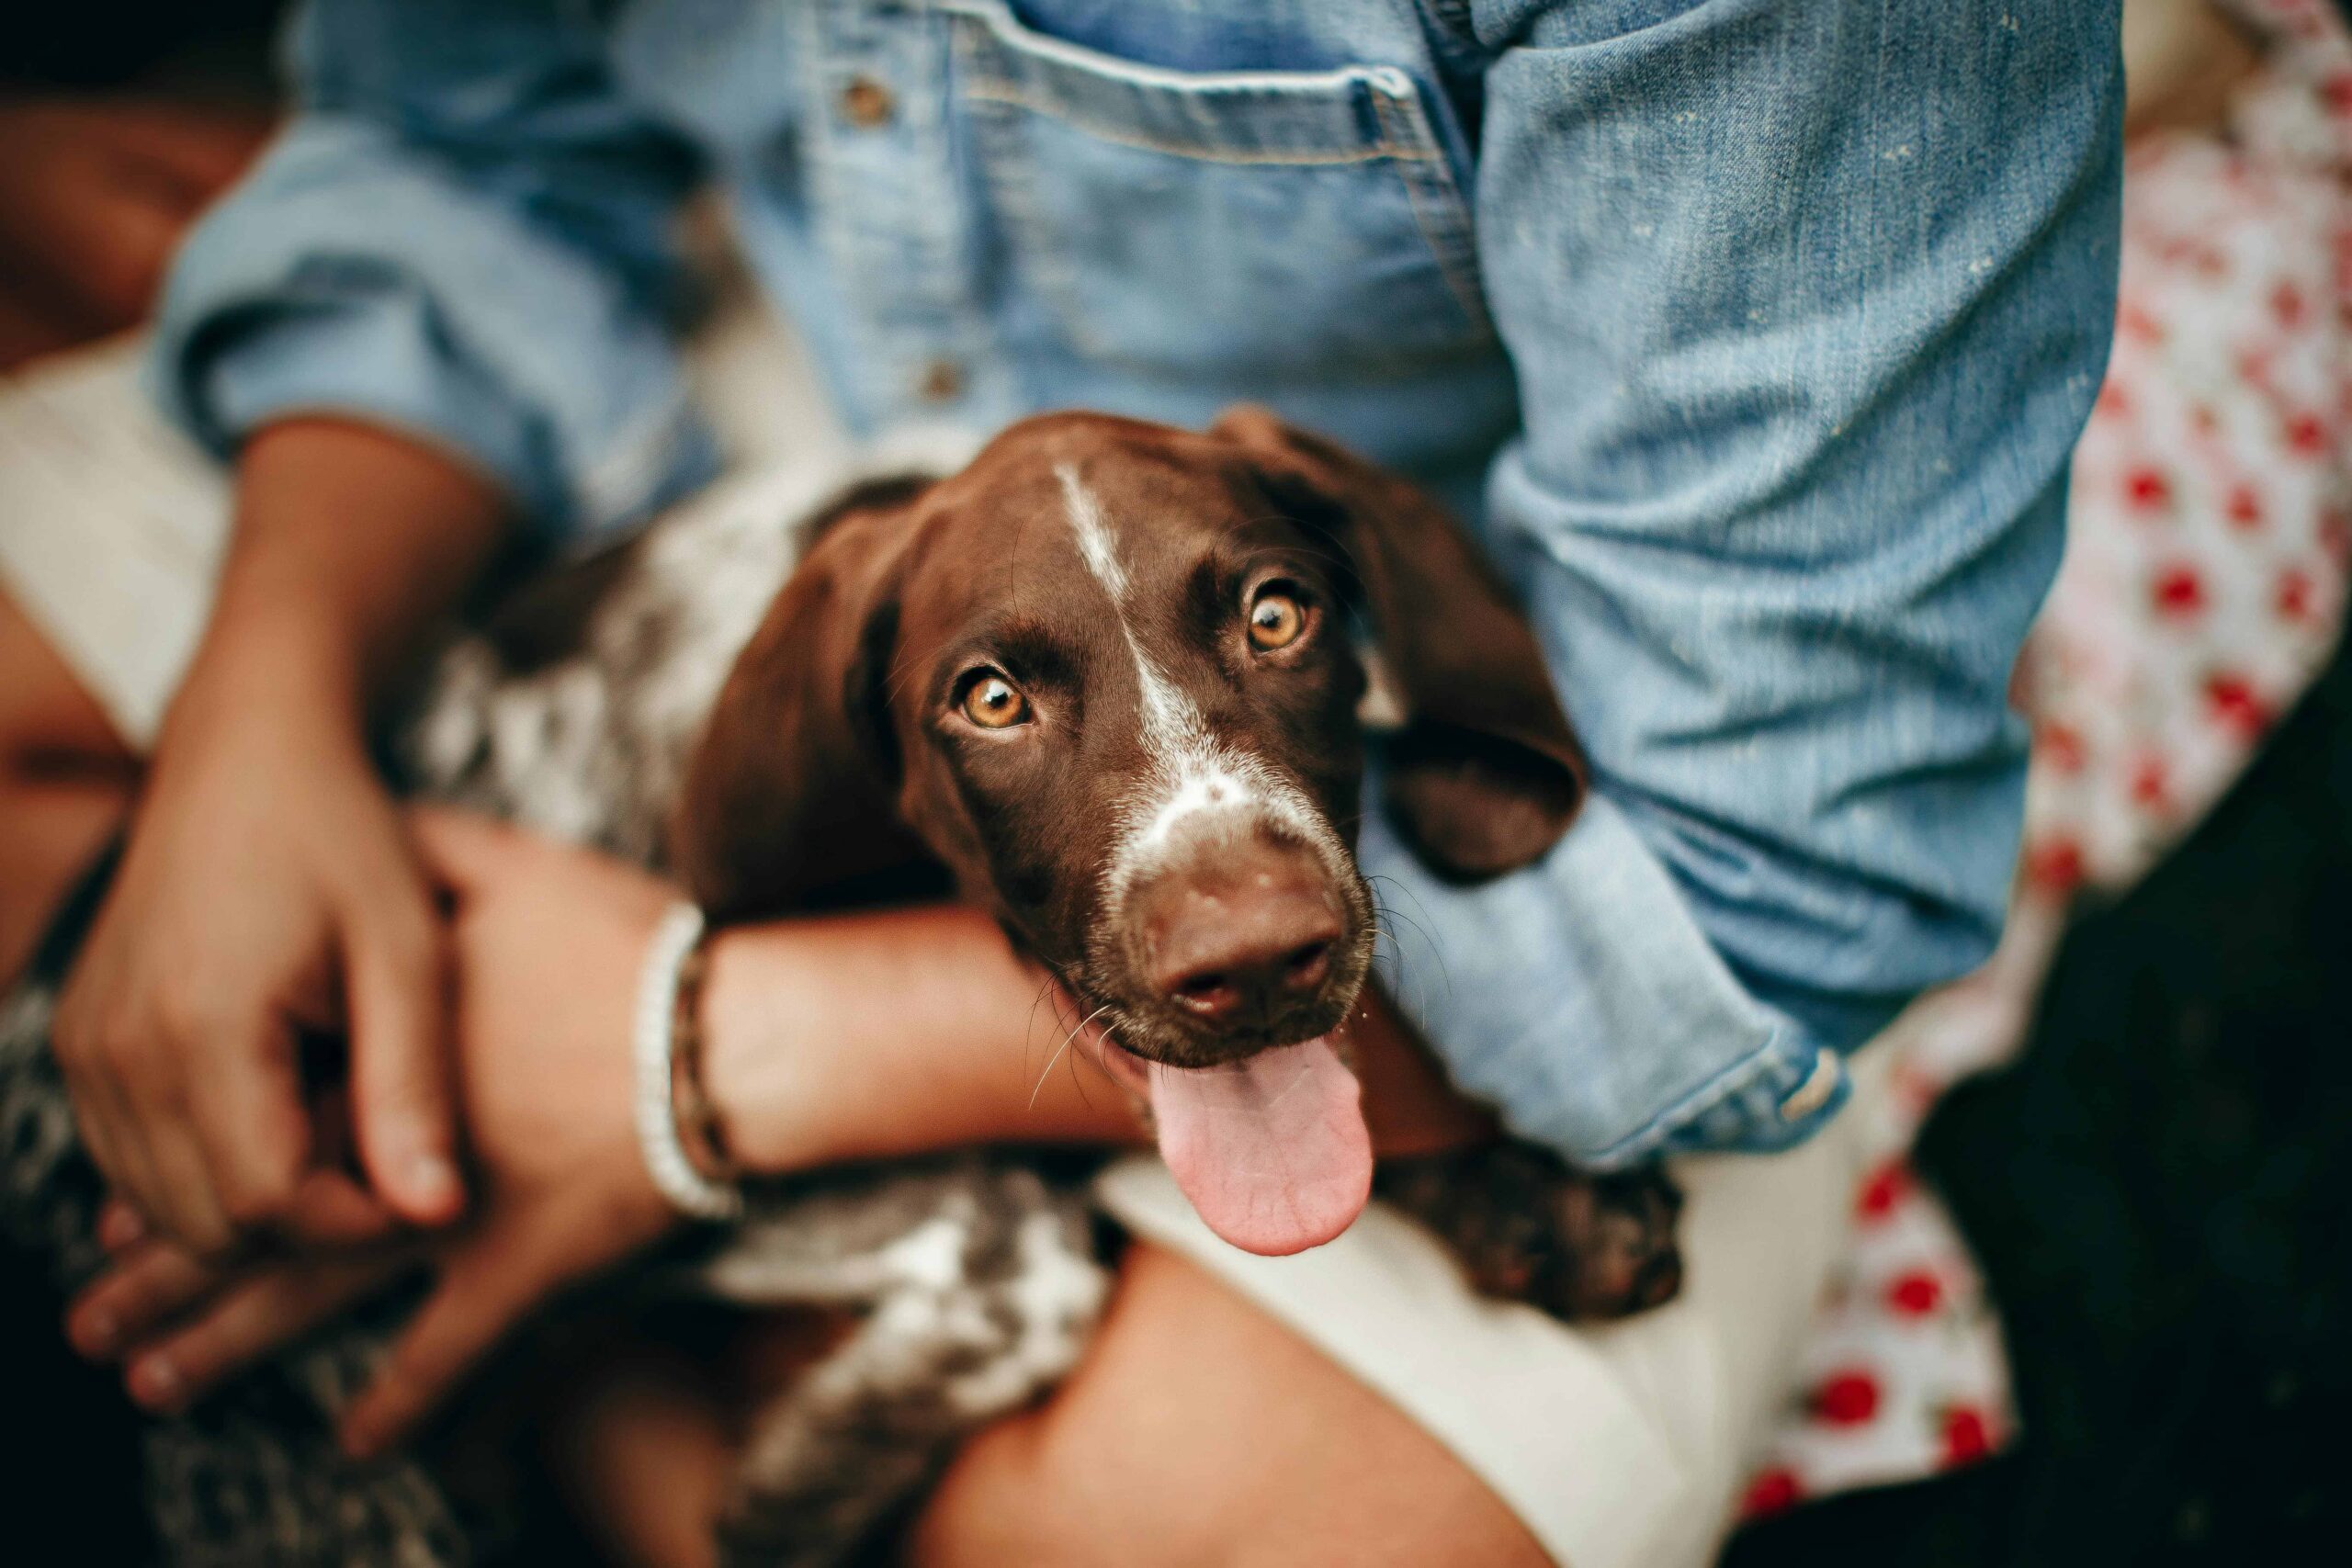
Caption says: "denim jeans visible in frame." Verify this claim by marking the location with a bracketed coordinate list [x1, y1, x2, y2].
[151, 0, 2123, 1165]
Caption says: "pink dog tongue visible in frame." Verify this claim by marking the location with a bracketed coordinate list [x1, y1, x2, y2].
[1146, 1036, 1373, 1256]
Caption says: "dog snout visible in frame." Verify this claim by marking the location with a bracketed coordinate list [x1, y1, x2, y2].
[1133, 834, 1346, 1034]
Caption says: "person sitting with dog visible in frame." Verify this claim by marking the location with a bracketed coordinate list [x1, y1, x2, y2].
[0, 2, 2122, 1563]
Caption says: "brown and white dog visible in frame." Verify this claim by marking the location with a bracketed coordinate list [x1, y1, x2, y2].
[408, 406, 1682, 1563]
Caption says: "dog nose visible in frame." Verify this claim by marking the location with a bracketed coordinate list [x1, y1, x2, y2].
[1135, 842, 1344, 1030]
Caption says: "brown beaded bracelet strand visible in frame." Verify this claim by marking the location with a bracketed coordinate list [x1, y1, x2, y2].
[666, 925, 739, 1188]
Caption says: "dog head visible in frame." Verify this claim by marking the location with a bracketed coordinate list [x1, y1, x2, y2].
[674, 408, 1585, 1248]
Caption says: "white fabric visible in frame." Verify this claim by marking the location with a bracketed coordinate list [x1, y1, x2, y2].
[0, 336, 232, 747]
[1099, 1048, 1889, 1568]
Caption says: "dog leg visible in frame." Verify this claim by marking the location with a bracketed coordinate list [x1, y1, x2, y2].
[700, 1163, 1108, 1568]
[1374, 1144, 1684, 1321]
[714, 1304, 968, 1568]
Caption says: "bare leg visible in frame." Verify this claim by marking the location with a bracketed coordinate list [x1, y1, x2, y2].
[915, 1242, 1545, 1568]
[0, 585, 135, 981]
[556, 1242, 1544, 1568]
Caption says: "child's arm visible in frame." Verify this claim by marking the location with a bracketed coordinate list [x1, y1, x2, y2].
[55, 420, 508, 1253]
[54, 0, 713, 1254]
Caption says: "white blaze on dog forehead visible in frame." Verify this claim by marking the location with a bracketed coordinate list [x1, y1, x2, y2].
[1053, 464, 1347, 918]
[1056, 463, 1233, 767]
[1057, 462, 1129, 600]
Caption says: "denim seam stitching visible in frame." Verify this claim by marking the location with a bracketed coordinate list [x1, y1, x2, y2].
[936, 0, 1416, 97]
[1366, 85, 1493, 337]
[954, 45, 1123, 365]
[1416, 0, 1480, 51]
[956, 85, 1434, 164]
[947, 16, 1492, 376]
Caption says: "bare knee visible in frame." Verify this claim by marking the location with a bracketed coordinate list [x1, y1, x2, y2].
[910, 1244, 1546, 1568]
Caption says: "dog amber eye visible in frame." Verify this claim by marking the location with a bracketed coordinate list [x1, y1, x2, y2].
[960, 672, 1032, 728]
[1247, 589, 1308, 652]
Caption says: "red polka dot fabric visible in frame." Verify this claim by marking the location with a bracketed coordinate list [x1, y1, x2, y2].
[1743, 0, 2352, 1517]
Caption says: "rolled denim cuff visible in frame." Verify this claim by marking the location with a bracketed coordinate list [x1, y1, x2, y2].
[151, 287, 716, 542]
[157, 288, 556, 525]
[146, 112, 715, 541]
[1356, 774, 1852, 1168]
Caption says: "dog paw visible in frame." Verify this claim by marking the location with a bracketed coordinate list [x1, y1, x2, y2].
[1374, 1144, 1684, 1322]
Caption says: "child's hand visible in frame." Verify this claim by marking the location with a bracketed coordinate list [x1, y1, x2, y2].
[51, 418, 512, 1258]
[54, 674, 460, 1256]
[66, 808, 680, 1455]
[55, 803, 1495, 1449]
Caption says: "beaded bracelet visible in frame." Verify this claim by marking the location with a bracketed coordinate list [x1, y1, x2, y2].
[632, 902, 745, 1221]
[666, 933, 738, 1184]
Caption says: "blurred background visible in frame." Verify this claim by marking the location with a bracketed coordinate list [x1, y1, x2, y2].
[4, 2, 2346, 1562]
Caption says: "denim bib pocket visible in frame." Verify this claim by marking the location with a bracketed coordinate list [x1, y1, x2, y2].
[941, 1, 1491, 380]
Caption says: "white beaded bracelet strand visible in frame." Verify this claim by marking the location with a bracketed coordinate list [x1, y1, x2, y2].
[632, 901, 745, 1221]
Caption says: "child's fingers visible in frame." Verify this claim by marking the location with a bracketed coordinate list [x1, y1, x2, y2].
[123, 1252, 413, 1416]
[274, 1168, 405, 1250]
[339, 1227, 550, 1459]
[96, 1198, 146, 1252]
[402, 807, 522, 900]
[344, 899, 464, 1227]
[64, 1240, 220, 1359]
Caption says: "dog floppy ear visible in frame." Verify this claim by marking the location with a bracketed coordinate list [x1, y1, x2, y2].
[1211, 405, 1587, 882]
[671, 479, 931, 919]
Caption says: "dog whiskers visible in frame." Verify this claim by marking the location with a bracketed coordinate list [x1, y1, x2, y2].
[1033, 1002, 1115, 1110]
[1367, 874, 1451, 1004]
[880, 649, 930, 711]
[1369, 909, 1427, 1022]
[1022, 974, 1062, 1083]
[1068, 1018, 1116, 1112]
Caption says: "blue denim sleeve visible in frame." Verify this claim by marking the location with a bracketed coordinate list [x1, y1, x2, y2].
[1355, 0, 2122, 1166]
[148, 0, 716, 536]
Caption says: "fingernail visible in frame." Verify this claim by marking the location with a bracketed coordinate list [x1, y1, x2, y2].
[408, 1155, 462, 1214]
[71, 1308, 118, 1357]
[129, 1356, 184, 1411]
[99, 1206, 146, 1249]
